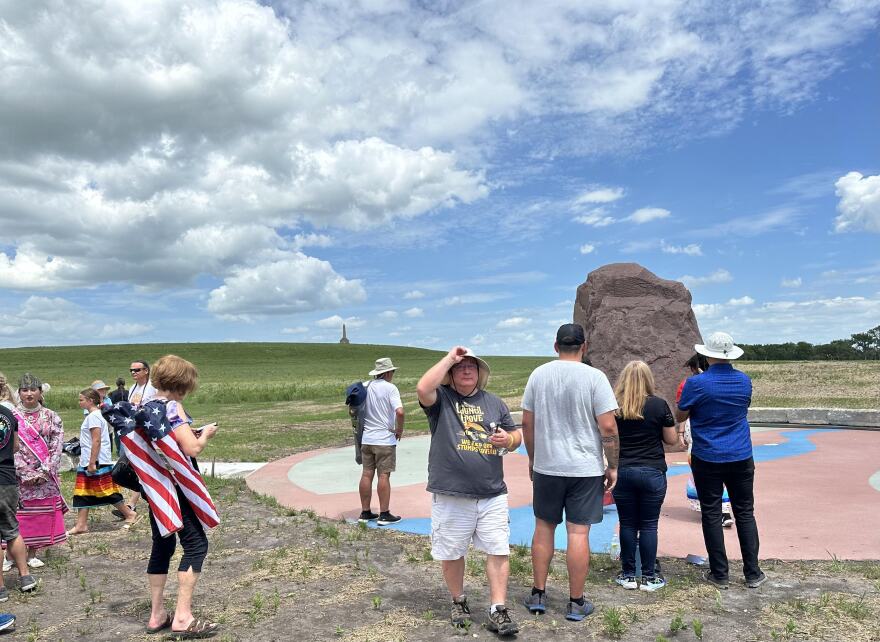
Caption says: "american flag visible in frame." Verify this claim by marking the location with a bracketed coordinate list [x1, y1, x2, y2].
[106, 400, 219, 537]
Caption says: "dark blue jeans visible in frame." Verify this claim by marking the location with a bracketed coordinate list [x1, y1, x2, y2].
[612, 466, 667, 577]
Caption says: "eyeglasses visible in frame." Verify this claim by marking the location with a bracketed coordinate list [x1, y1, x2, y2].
[130, 368, 145, 373]
[451, 363, 478, 372]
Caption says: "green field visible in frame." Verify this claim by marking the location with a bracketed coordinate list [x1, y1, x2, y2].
[0, 343, 876, 462]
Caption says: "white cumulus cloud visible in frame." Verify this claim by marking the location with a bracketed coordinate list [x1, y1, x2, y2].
[580, 244, 596, 255]
[316, 315, 366, 329]
[207, 254, 366, 319]
[781, 277, 802, 288]
[834, 172, 880, 233]
[403, 290, 425, 300]
[404, 307, 424, 317]
[679, 269, 733, 288]
[728, 296, 755, 306]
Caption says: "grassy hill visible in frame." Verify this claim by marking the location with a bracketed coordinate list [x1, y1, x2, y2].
[1, 342, 876, 461]
[0, 342, 551, 461]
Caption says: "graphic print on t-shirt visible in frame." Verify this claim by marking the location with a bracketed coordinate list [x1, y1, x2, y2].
[455, 400, 501, 456]
[0, 410, 12, 450]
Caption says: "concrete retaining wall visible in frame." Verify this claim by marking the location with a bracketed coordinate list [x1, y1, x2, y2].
[749, 407, 880, 428]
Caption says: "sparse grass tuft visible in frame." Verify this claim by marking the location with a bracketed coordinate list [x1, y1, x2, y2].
[602, 606, 627, 639]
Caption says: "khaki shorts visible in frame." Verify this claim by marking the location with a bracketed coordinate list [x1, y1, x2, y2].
[361, 445, 396, 474]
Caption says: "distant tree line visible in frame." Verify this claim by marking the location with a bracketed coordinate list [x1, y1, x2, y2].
[740, 325, 880, 360]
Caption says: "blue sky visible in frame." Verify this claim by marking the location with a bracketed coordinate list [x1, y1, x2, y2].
[0, 1, 878, 355]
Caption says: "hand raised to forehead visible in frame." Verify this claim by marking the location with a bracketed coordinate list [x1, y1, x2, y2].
[447, 346, 469, 363]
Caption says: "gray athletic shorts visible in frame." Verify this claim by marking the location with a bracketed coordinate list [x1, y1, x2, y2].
[0, 484, 20, 541]
[532, 472, 604, 526]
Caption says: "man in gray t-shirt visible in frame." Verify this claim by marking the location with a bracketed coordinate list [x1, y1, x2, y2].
[417, 346, 522, 636]
[521, 324, 619, 621]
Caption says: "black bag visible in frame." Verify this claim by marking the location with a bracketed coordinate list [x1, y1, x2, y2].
[344, 380, 371, 465]
[62, 437, 81, 458]
[111, 450, 142, 492]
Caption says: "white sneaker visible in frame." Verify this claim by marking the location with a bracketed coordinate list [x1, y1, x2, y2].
[27, 558, 44, 569]
[1, 558, 11, 572]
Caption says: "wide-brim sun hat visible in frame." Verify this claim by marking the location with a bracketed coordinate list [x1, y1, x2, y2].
[91, 379, 111, 391]
[368, 357, 398, 376]
[441, 348, 490, 391]
[695, 332, 744, 360]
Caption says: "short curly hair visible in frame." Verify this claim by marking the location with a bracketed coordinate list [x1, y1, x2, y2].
[150, 355, 199, 396]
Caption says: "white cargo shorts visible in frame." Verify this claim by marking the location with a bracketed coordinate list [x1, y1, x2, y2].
[430, 493, 510, 560]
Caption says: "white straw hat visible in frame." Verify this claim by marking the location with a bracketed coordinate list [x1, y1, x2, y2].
[695, 332, 744, 360]
[368, 358, 398, 376]
[441, 348, 490, 391]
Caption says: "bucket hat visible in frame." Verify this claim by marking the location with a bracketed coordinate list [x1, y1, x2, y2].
[368, 358, 398, 376]
[695, 332, 744, 360]
[91, 380, 111, 391]
[441, 348, 490, 391]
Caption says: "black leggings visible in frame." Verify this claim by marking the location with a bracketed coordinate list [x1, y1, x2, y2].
[147, 489, 209, 574]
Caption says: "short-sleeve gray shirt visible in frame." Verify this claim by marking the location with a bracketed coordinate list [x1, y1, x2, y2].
[423, 385, 514, 499]
[521, 360, 618, 477]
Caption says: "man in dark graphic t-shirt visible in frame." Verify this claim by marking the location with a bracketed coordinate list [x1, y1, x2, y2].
[417, 347, 522, 637]
[0, 403, 39, 595]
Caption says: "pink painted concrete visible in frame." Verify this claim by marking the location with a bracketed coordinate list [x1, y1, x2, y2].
[247, 428, 880, 560]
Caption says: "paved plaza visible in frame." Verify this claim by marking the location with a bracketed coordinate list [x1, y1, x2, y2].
[247, 425, 880, 560]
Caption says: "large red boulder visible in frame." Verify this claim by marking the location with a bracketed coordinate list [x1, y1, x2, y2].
[574, 263, 703, 409]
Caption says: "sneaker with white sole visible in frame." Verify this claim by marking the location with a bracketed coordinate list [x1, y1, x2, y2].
[27, 558, 44, 569]
[357, 510, 379, 523]
[486, 606, 519, 636]
[0, 587, 8, 603]
[377, 512, 401, 526]
[639, 575, 667, 592]
[1, 559, 11, 573]
[722, 514, 734, 528]
[0, 613, 14, 631]
[615, 572, 638, 590]
[19, 575, 38, 593]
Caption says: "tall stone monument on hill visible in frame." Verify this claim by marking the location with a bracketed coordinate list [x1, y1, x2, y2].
[573, 263, 703, 407]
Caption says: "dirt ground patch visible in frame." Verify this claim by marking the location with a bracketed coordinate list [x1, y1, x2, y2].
[4, 479, 878, 641]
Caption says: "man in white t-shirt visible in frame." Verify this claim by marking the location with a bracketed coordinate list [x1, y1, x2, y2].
[357, 358, 405, 526]
[114, 358, 157, 518]
[127, 360, 157, 408]
[521, 324, 619, 621]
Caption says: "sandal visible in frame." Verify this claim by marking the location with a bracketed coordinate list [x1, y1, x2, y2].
[166, 618, 219, 640]
[146, 615, 172, 634]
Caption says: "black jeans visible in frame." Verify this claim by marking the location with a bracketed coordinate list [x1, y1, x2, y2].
[691, 455, 762, 581]
[147, 488, 209, 574]
[612, 466, 667, 577]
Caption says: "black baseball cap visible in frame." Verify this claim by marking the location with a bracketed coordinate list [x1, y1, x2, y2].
[556, 323, 585, 346]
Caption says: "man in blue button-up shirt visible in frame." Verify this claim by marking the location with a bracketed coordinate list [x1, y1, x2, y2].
[675, 332, 766, 590]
